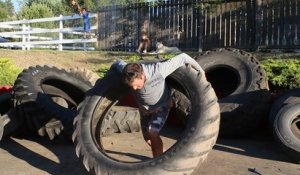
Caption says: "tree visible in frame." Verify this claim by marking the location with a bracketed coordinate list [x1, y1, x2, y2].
[0, 7, 9, 21]
[18, 2, 55, 28]
[26, 0, 68, 16]
[3, 0, 14, 15]
[0, 0, 15, 21]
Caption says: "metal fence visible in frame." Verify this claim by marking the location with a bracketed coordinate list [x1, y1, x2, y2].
[97, 0, 300, 51]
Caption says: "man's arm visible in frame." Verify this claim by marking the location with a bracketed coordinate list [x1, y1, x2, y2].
[156, 53, 204, 78]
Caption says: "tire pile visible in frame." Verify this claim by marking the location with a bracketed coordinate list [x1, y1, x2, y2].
[0, 48, 299, 175]
[0, 66, 100, 140]
[194, 48, 299, 163]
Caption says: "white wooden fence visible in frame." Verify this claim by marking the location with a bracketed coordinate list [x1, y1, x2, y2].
[0, 14, 98, 51]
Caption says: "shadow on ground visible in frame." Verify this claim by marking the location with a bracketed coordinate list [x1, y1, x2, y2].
[214, 132, 294, 164]
[0, 136, 89, 175]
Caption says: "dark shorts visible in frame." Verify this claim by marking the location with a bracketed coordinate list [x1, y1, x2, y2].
[140, 106, 169, 141]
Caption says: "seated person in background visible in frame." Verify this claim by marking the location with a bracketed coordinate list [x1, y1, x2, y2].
[136, 31, 151, 54]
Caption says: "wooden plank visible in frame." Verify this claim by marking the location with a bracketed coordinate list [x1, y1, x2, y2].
[153, 1, 159, 42]
[269, 0, 275, 47]
[191, 1, 197, 49]
[286, 0, 293, 47]
[198, 1, 204, 52]
[162, 1, 168, 43]
[169, 0, 176, 46]
[268, 0, 273, 47]
[229, 2, 235, 47]
[224, 2, 229, 47]
[183, 0, 188, 48]
[259, 1, 268, 47]
[186, 0, 192, 49]
[0, 14, 97, 26]
[280, 0, 286, 46]
[208, 6, 213, 48]
[235, 1, 241, 47]
[210, 5, 217, 48]
[0, 38, 97, 46]
[295, 0, 300, 46]
[220, 3, 225, 48]
[240, 4, 246, 47]
[274, 0, 280, 46]
[290, 0, 297, 46]
[217, 3, 222, 48]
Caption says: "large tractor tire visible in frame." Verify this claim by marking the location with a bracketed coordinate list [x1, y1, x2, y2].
[196, 48, 271, 137]
[272, 101, 300, 163]
[0, 92, 17, 140]
[269, 88, 300, 163]
[269, 88, 300, 123]
[73, 64, 220, 175]
[12, 65, 94, 140]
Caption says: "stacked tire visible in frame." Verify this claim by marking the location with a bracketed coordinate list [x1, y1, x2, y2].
[2, 66, 99, 140]
[269, 88, 300, 163]
[195, 48, 272, 137]
[72, 64, 220, 175]
[0, 87, 16, 140]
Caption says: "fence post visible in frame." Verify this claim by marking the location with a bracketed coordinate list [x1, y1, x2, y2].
[255, 0, 263, 50]
[27, 24, 31, 50]
[95, 12, 99, 49]
[58, 15, 63, 51]
[22, 19, 26, 50]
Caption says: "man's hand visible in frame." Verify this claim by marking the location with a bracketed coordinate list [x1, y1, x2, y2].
[38, 119, 64, 140]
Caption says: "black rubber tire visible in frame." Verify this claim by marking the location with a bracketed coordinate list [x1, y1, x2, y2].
[272, 102, 300, 163]
[0, 92, 22, 139]
[73, 65, 220, 175]
[170, 88, 191, 126]
[0, 92, 12, 115]
[12, 65, 93, 139]
[269, 88, 300, 123]
[0, 92, 13, 140]
[101, 106, 140, 136]
[196, 48, 271, 137]
[69, 67, 100, 86]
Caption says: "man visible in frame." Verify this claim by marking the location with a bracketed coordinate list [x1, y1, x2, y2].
[113, 53, 204, 157]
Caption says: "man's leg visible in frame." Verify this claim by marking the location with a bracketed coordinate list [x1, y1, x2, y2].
[146, 107, 170, 157]
[147, 129, 163, 157]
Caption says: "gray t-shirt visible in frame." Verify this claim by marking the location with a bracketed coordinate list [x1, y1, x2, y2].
[113, 53, 203, 110]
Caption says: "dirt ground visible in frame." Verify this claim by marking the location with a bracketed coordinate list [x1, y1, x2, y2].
[0, 49, 299, 175]
[0, 131, 299, 175]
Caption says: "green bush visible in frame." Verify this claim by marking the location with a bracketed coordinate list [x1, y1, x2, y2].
[261, 59, 300, 90]
[124, 54, 141, 62]
[95, 64, 111, 78]
[0, 58, 22, 86]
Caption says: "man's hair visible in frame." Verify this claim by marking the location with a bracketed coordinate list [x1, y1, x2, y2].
[122, 63, 143, 85]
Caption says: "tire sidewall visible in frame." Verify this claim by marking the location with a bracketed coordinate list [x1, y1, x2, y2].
[274, 103, 300, 154]
[75, 66, 220, 174]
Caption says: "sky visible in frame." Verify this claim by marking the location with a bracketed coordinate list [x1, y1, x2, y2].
[12, 0, 20, 13]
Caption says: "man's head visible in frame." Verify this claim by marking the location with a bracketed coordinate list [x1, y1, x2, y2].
[122, 63, 145, 90]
